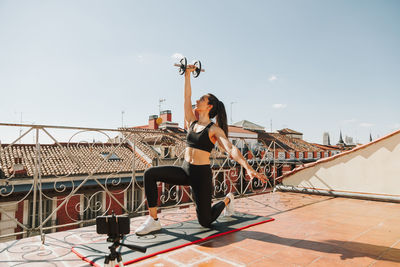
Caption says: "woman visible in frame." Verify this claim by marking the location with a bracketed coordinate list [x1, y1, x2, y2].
[135, 64, 267, 235]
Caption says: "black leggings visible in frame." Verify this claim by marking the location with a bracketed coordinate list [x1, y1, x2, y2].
[144, 161, 225, 228]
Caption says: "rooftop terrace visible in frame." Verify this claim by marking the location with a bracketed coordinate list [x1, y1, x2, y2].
[1, 191, 399, 267]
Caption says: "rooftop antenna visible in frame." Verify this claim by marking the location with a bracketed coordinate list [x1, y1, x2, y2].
[121, 110, 125, 128]
[19, 112, 22, 144]
[270, 119, 272, 132]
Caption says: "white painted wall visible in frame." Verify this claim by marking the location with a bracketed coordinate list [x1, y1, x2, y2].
[283, 130, 400, 196]
[0, 202, 18, 241]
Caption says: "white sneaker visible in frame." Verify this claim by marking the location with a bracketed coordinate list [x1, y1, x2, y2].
[223, 193, 235, 216]
[134, 216, 161, 236]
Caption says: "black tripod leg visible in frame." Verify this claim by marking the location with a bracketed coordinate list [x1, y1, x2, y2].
[104, 255, 110, 264]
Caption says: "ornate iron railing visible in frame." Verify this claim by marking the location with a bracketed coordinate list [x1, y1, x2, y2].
[0, 122, 307, 243]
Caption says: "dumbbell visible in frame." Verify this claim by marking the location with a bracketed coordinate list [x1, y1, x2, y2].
[174, 57, 205, 78]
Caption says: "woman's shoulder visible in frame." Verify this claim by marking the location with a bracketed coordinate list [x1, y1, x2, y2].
[209, 123, 222, 133]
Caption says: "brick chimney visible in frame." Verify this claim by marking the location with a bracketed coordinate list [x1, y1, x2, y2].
[148, 115, 159, 130]
[160, 110, 172, 123]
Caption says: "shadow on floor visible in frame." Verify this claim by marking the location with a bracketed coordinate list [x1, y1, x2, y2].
[199, 230, 399, 263]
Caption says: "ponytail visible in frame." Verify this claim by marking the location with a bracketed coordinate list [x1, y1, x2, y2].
[207, 94, 229, 137]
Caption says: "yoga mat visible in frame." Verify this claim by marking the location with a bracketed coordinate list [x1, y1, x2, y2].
[72, 212, 274, 266]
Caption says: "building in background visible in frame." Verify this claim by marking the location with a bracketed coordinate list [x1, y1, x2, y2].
[323, 132, 331, 145]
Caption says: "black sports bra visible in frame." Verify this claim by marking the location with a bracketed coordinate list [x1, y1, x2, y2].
[186, 121, 215, 153]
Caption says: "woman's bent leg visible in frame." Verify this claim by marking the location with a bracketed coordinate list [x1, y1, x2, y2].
[144, 165, 190, 208]
[190, 166, 225, 228]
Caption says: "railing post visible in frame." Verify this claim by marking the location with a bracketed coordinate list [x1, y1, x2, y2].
[35, 128, 45, 244]
[32, 129, 39, 233]
[273, 141, 276, 188]
[132, 136, 136, 213]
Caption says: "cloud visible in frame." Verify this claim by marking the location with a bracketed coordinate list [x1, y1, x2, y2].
[359, 122, 374, 127]
[269, 75, 277, 82]
[171, 53, 184, 60]
[342, 119, 357, 124]
[272, 104, 287, 109]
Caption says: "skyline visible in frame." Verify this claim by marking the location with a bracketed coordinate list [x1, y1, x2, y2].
[1, 0, 400, 144]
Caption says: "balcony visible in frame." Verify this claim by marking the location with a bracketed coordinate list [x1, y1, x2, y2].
[1, 123, 398, 266]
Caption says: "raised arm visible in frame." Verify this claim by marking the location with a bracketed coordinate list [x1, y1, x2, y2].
[213, 126, 267, 183]
[184, 67, 197, 127]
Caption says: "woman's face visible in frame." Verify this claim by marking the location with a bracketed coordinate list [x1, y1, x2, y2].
[195, 95, 212, 112]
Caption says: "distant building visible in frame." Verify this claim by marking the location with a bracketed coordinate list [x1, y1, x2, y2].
[336, 131, 356, 150]
[345, 136, 354, 145]
[323, 132, 331, 145]
[337, 130, 345, 146]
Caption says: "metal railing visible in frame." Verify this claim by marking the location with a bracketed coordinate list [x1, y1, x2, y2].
[0, 122, 307, 243]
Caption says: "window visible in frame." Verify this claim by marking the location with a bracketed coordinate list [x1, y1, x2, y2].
[126, 187, 143, 212]
[100, 152, 121, 161]
[28, 198, 53, 230]
[82, 193, 103, 221]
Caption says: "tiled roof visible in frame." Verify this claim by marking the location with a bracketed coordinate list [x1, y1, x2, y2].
[278, 128, 303, 135]
[267, 133, 321, 152]
[257, 132, 293, 151]
[311, 143, 341, 150]
[0, 143, 147, 178]
[228, 125, 257, 135]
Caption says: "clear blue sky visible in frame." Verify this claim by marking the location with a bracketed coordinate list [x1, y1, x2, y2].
[1, 0, 399, 144]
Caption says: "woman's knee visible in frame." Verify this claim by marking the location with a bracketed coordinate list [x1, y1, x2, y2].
[144, 167, 156, 182]
[197, 216, 212, 228]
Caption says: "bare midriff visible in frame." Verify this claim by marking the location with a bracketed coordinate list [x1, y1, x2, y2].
[184, 147, 211, 165]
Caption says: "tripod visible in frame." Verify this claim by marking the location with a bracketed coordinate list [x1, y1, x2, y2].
[104, 235, 147, 267]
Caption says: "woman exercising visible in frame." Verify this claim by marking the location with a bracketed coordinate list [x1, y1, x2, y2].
[135, 64, 267, 235]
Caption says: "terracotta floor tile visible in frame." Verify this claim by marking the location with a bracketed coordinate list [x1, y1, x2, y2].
[307, 256, 355, 266]
[165, 248, 207, 265]
[271, 245, 321, 266]
[247, 256, 292, 267]
[288, 239, 338, 257]
[230, 236, 286, 255]
[337, 240, 392, 257]
[192, 257, 238, 267]
[372, 259, 400, 267]
[217, 246, 264, 265]
[322, 245, 379, 266]
[194, 239, 235, 255]
[134, 257, 180, 267]
[379, 247, 400, 262]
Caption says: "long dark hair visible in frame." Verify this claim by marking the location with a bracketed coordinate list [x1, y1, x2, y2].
[207, 93, 228, 137]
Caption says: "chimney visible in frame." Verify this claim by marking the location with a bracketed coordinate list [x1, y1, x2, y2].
[10, 157, 27, 176]
[160, 110, 172, 123]
[148, 115, 159, 130]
